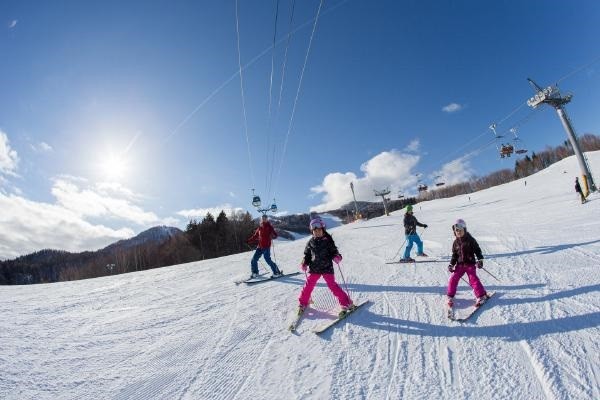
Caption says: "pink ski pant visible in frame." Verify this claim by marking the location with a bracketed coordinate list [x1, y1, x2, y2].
[447, 264, 486, 298]
[298, 273, 352, 308]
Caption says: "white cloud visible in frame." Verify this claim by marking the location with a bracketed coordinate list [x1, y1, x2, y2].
[95, 181, 139, 200]
[177, 203, 246, 220]
[51, 177, 159, 225]
[0, 192, 133, 260]
[31, 141, 53, 153]
[404, 139, 420, 152]
[9, 20, 17, 29]
[0, 175, 180, 259]
[430, 156, 474, 186]
[0, 130, 19, 177]
[310, 150, 420, 212]
[442, 103, 463, 113]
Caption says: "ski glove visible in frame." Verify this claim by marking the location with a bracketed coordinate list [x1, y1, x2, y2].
[333, 255, 342, 265]
[476, 260, 483, 269]
[448, 264, 455, 272]
[423, 224, 428, 228]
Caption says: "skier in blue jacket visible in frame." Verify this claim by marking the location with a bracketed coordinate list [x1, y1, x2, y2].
[400, 204, 428, 262]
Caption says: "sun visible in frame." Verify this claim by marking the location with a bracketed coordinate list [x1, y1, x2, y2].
[100, 154, 128, 180]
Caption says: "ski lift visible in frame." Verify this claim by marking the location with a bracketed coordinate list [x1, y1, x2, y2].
[499, 143, 514, 158]
[251, 189, 261, 208]
[270, 199, 278, 213]
[397, 192, 404, 199]
[418, 184, 428, 192]
[489, 123, 504, 138]
[510, 128, 528, 155]
[434, 175, 445, 187]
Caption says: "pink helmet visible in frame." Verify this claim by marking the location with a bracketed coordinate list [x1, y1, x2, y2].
[309, 217, 325, 230]
[453, 218, 467, 231]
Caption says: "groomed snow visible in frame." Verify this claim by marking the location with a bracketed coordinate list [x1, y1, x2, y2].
[1, 152, 599, 400]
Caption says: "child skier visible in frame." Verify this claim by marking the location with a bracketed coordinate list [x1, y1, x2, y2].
[246, 214, 282, 279]
[400, 204, 428, 262]
[298, 217, 354, 316]
[446, 219, 489, 307]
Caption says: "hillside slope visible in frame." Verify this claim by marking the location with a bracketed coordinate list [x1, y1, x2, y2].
[1, 152, 599, 400]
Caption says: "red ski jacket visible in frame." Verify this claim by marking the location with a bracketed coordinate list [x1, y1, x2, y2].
[247, 222, 277, 249]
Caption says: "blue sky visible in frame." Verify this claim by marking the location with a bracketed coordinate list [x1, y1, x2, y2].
[1, 0, 599, 258]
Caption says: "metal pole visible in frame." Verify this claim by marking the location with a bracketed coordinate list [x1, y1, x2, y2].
[382, 196, 389, 216]
[481, 267, 500, 282]
[555, 106, 597, 192]
[350, 182, 360, 220]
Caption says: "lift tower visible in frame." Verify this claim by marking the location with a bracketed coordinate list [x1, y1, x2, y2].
[374, 188, 391, 216]
[526, 78, 597, 194]
[349, 182, 361, 220]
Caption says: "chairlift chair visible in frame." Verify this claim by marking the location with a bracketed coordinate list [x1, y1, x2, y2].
[500, 144, 514, 158]
[251, 189, 261, 208]
[510, 127, 528, 155]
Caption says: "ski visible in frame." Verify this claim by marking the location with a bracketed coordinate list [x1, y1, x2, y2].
[243, 271, 301, 285]
[311, 300, 369, 334]
[386, 259, 445, 264]
[234, 272, 268, 285]
[449, 292, 495, 322]
[288, 306, 306, 332]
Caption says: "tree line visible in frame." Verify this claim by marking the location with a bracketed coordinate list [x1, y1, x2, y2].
[184, 210, 258, 259]
[0, 211, 259, 285]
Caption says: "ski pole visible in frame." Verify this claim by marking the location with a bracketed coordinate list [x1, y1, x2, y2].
[336, 262, 353, 303]
[390, 236, 408, 262]
[481, 266, 500, 282]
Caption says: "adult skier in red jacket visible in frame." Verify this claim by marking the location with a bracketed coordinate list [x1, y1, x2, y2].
[247, 215, 282, 278]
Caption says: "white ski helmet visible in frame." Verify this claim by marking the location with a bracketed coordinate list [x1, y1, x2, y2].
[453, 218, 467, 231]
[309, 217, 326, 230]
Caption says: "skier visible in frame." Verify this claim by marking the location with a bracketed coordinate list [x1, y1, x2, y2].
[400, 204, 428, 262]
[297, 217, 354, 316]
[446, 219, 489, 307]
[246, 214, 282, 279]
[575, 177, 586, 204]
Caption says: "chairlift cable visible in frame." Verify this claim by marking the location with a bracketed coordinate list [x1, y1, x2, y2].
[264, 0, 281, 203]
[235, 0, 256, 187]
[267, 0, 297, 202]
[166, 0, 348, 144]
[556, 53, 600, 85]
[277, 0, 297, 112]
[273, 0, 325, 198]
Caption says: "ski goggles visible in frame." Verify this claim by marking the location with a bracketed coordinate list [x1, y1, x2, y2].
[452, 224, 466, 231]
[309, 218, 325, 230]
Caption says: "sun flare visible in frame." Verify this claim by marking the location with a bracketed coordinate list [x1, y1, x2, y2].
[100, 154, 127, 180]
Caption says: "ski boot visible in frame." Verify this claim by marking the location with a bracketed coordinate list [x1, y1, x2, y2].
[475, 294, 489, 307]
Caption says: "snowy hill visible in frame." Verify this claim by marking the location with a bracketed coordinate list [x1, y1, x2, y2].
[102, 225, 183, 251]
[1, 152, 599, 400]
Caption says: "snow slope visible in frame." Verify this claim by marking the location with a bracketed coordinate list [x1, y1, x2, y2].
[2, 152, 599, 400]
